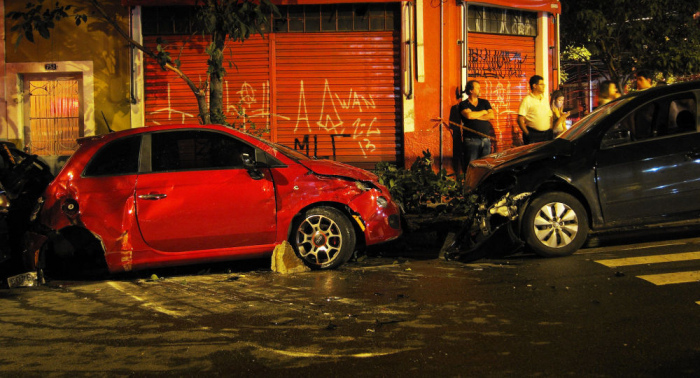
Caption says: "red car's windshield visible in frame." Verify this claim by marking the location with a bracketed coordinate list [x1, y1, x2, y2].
[247, 134, 312, 161]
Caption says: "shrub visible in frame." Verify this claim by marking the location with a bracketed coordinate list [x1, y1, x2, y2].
[374, 150, 475, 214]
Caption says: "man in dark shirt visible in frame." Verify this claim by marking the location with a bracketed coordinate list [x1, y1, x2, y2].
[459, 80, 495, 168]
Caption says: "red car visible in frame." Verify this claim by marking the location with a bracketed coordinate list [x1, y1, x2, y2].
[25, 124, 401, 275]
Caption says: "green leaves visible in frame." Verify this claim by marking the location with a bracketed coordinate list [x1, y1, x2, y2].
[75, 14, 87, 26]
[225, 104, 268, 137]
[374, 151, 472, 215]
[195, 0, 278, 42]
[6, 0, 86, 49]
[562, 0, 700, 83]
[562, 46, 592, 62]
[153, 42, 176, 70]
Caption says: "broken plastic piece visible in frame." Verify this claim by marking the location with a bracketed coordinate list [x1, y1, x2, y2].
[7, 272, 38, 288]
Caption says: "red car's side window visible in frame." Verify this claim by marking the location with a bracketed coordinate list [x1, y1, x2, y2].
[151, 130, 254, 172]
[83, 136, 142, 177]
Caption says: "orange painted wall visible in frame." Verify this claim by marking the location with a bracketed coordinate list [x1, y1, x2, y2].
[404, 1, 463, 173]
[405, 2, 560, 173]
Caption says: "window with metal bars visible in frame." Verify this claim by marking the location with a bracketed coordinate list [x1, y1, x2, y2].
[25, 78, 82, 156]
[141, 3, 399, 35]
[274, 3, 399, 32]
[467, 6, 537, 37]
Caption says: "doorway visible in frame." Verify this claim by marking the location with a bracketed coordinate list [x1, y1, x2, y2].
[23, 73, 84, 156]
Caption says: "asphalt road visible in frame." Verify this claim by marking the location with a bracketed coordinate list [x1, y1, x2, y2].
[1, 235, 700, 377]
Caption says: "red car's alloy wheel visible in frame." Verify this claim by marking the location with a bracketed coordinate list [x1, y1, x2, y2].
[294, 207, 356, 269]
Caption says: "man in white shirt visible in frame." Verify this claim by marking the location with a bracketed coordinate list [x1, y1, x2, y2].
[517, 75, 553, 144]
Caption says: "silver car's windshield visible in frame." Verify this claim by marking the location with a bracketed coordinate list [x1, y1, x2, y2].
[559, 98, 633, 141]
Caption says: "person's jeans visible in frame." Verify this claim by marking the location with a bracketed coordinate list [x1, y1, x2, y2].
[463, 137, 491, 167]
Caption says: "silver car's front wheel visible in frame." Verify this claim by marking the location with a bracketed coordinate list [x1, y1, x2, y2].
[294, 207, 356, 269]
[533, 202, 579, 247]
[523, 192, 589, 257]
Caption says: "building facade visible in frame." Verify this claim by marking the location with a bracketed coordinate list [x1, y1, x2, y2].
[1, 0, 560, 172]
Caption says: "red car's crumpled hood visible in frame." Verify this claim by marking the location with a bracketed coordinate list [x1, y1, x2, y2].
[297, 159, 378, 181]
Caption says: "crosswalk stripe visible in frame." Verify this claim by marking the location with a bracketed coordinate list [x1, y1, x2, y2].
[594, 252, 700, 268]
[637, 271, 700, 285]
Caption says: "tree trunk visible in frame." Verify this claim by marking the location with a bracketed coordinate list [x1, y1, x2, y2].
[210, 75, 224, 124]
[208, 35, 227, 125]
[197, 95, 210, 124]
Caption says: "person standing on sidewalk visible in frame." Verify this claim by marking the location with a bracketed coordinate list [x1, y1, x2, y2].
[459, 80, 495, 167]
[550, 90, 570, 136]
[597, 80, 621, 108]
[517, 75, 553, 144]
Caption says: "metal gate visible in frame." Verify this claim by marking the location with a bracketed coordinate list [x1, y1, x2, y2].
[143, 32, 401, 168]
[23, 74, 83, 156]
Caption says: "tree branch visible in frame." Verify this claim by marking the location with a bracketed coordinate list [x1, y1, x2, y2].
[87, 0, 206, 101]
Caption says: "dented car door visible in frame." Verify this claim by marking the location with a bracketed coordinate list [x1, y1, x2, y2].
[134, 130, 277, 252]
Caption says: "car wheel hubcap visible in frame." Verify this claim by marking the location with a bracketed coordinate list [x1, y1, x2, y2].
[533, 202, 579, 248]
[296, 215, 343, 265]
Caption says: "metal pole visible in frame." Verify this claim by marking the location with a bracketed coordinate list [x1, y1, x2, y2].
[439, 0, 444, 170]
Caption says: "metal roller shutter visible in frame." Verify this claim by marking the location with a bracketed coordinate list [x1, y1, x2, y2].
[143, 32, 401, 169]
[274, 32, 401, 169]
[144, 35, 271, 129]
[467, 33, 536, 151]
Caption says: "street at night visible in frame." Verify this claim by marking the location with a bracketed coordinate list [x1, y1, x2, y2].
[2, 234, 699, 377]
[3, 3, 700, 376]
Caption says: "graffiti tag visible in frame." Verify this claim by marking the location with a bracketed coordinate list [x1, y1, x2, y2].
[468, 49, 527, 79]
[149, 79, 381, 159]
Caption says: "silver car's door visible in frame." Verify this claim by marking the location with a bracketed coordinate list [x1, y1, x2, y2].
[596, 91, 700, 225]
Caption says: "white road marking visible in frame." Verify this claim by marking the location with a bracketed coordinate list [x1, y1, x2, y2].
[594, 252, 700, 268]
[637, 271, 700, 286]
[107, 281, 184, 317]
[578, 241, 687, 254]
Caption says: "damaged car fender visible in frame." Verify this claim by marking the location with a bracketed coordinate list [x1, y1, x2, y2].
[447, 81, 700, 262]
[275, 168, 401, 248]
[444, 191, 531, 262]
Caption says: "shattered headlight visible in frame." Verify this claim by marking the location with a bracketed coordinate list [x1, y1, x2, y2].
[355, 180, 380, 192]
[486, 192, 533, 220]
[376, 196, 388, 208]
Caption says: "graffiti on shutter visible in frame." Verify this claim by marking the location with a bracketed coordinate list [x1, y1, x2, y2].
[467, 34, 536, 151]
[144, 32, 401, 168]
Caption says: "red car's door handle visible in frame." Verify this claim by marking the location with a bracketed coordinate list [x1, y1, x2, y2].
[137, 193, 167, 200]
